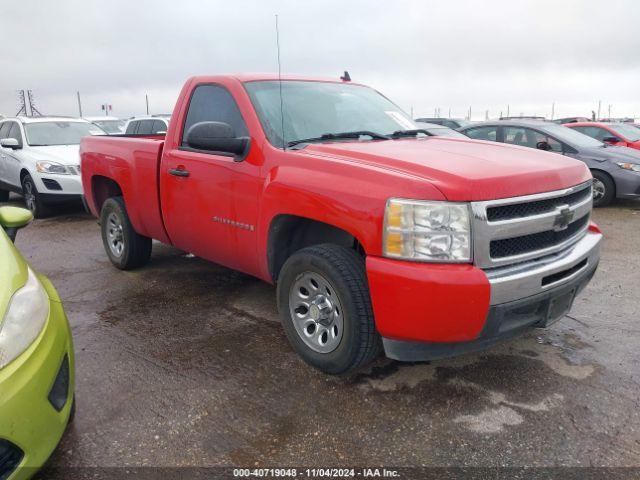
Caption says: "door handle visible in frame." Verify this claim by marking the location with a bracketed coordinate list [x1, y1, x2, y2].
[168, 168, 190, 177]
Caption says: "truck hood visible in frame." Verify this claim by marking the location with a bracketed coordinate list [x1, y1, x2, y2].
[302, 137, 591, 201]
[29, 145, 80, 166]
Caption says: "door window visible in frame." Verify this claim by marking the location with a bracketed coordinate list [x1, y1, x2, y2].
[0, 122, 11, 139]
[136, 120, 153, 135]
[181, 84, 248, 145]
[125, 121, 139, 134]
[465, 126, 497, 141]
[504, 127, 563, 152]
[7, 123, 23, 147]
[150, 120, 167, 134]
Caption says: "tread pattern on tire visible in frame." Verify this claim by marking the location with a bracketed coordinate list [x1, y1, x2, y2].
[283, 244, 380, 373]
[101, 196, 152, 270]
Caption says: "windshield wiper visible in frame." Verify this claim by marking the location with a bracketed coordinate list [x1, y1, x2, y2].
[389, 129, 433, 139]
[287, 130, 389, 148]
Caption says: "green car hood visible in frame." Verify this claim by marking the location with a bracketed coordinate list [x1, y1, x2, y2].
[0, 228, 28, 321]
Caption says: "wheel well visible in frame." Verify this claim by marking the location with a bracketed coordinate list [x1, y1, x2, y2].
[20, 169, 30, 183]
[91, 176, 123, 213]
[268, 215, 364, 281]
[590, 169, 616, 195]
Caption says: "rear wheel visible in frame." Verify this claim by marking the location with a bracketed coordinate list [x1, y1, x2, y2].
[100, 196, 152, 270]
[21, 173, 49, 218]
[277, 244, 380, 374]
[591, 171, 615, 207]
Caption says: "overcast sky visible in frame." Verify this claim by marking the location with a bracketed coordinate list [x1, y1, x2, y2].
[1, 0, 639, 120]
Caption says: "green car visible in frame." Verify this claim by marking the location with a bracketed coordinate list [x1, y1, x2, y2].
[0, 207, 75, 480]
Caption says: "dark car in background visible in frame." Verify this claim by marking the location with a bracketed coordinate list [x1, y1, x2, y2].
[414, 117, 472, 129]
[413, 121, 469, 139]
[459, 120, 640, 207]
[565, 122, 640, 151]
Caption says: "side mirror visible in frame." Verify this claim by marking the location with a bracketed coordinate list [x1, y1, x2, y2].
[0, 206, 33, 242]
[185, 121, 249, 160]
[602, 136, 620, 144]
[536, 141, 552, 151]
[0, 138, 21, 150]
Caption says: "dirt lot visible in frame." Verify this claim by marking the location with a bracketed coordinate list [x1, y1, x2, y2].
[7, 195, 640, 473]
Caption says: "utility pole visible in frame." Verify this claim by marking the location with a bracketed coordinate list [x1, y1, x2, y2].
[26, 90, 42, 116]
[16, 90, 27, 116]
[448, 107, 451, 117]
[551, 102, 555, 120]
[468, 106, 472, 120]
[597, 100, 601, 120]
[506, 104, 510, 117]
[77, 91, 83, 117]
[485, 110, 489, 120]
[145, 94, 150, 115]
[608, 104, 612, 119]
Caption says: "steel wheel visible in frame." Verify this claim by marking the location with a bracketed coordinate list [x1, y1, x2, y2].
[289, 271, 344, 354]
[23, 178, 36, 213]
[106, 212, 125, 257]
[593, 178, 605, 202]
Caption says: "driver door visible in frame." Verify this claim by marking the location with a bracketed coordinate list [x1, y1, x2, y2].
[160, 83, 258, 273]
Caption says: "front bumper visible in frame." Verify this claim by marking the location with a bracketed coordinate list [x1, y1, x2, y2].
[31, 172, 83, 198]
[366, 231, 602, 362]
[611, 167, 640, 199]
[0, 276, 74, 480]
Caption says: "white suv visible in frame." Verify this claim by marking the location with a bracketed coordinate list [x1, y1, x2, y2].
[0, 116, 105, 217]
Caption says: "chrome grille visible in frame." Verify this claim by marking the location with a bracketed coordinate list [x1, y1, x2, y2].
[471, 181, 592, 269]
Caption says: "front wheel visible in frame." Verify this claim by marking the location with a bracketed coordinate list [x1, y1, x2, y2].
[277, 244, 380, 374]
[100, 196, 152, 270]
[592, 171, 615, 207]
[21, 173, 49, 218]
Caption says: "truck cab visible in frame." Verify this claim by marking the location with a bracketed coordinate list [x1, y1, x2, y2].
[80, 75, 602, 374]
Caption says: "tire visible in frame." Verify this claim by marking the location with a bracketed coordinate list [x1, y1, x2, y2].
[277, 244, 380, 374]
[100, 196, 152, 270]
[591, 171, 615, 207]
[21, 173, 49, 218]
[68, 395, 76, 424]
[0, 189, 8, 202]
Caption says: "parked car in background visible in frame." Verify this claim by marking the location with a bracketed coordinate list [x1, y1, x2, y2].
[553, 117, 592, 124]
[84, 116, 125, 135]
[414, 121, 469, 138]
[124, 116, 170, 135]
[81, 74, 601, 374]
[459, 120, 640, 206]
[414, 117, 471, 129]
[0, 117, 105, 217]
[0, 206, 75, 480]
[564, 122, 640, 151]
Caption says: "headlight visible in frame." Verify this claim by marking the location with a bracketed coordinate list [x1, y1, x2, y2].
[383, 199, 471, 262]
[0, 268, 49, 369]
[616, 162, 640, 173]
[36, 161, 71, 175]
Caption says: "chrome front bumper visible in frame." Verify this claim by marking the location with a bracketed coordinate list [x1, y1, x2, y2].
[485, 231, 602, 305]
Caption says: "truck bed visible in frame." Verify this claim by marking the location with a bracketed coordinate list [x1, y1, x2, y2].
[80, 135, 171, 244]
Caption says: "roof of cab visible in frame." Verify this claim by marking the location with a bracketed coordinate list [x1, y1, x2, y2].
[189, 73, 361, 85]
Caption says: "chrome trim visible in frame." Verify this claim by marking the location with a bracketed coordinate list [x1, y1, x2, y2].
[486, 231, 602, 304]
[471, 182, 593, 268]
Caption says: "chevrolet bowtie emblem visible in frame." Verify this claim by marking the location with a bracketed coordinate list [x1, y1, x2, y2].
[553, 205, 574, 231]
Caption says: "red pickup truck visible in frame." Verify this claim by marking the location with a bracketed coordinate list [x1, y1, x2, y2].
[81, 74, 602, 374]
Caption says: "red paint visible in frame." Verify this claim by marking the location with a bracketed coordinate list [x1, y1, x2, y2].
[81, 74, 592, 344]
[565, 122, 640, 150]
[366, 256, 491, 342]
[588, 220, 602, 234]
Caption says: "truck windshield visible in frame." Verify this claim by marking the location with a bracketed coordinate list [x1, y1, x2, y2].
[25, 122, 105, 146]
[244, 80, 418, 148]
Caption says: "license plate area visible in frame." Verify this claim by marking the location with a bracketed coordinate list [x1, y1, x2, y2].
[544, 288, 576, 326]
